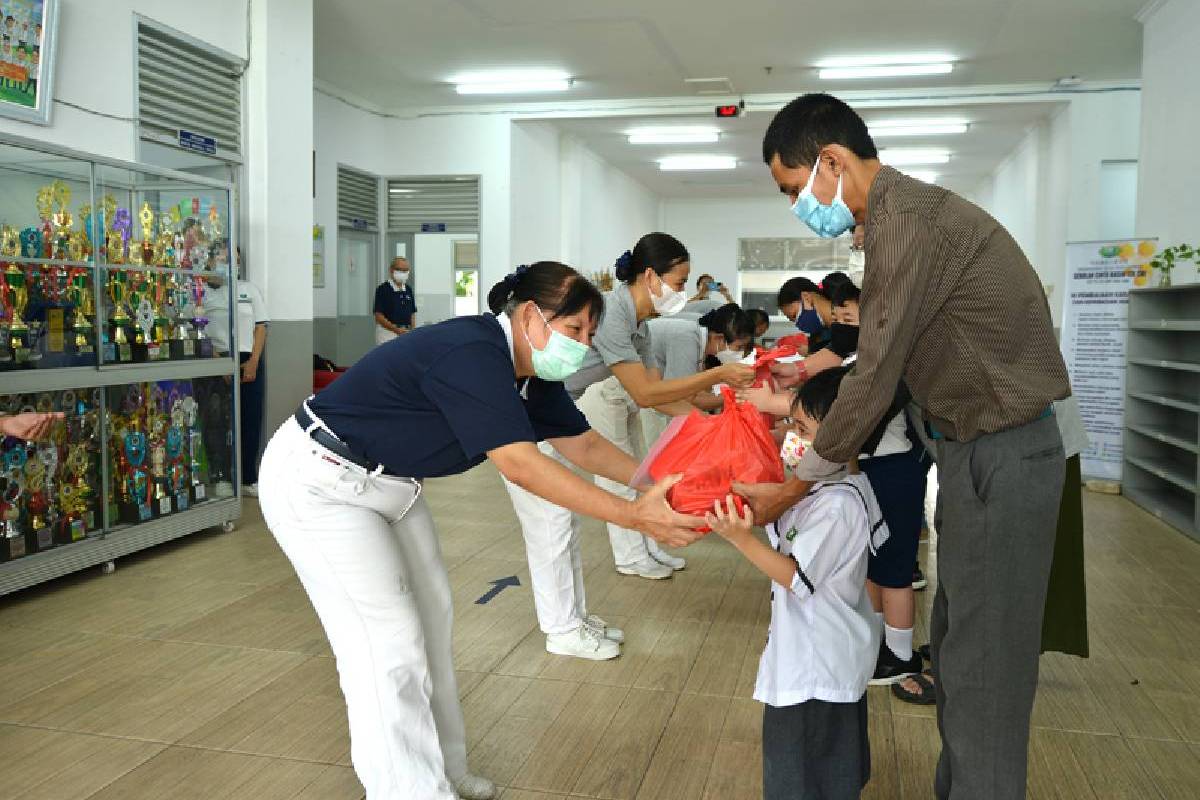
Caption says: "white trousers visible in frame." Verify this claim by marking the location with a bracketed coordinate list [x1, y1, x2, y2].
[375, 326, 398, 346]
[640, 407, 672, 452]
[258, 419, 464, 800]
[576, 377, 668, 567]
[501, 441, 587, 635]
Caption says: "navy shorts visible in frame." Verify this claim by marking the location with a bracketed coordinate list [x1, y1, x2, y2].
[862, 447, 930, 588]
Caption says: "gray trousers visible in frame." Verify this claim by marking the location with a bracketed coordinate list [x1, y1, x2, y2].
[931, 414, 1064, 800]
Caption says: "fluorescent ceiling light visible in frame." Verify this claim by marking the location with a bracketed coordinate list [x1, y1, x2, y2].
[389, 188, 419, 194]
[904, 170, 940, 183]
[869, 118, 969, 137]
[817, 53, 954, 80]
[820, 63, 952, 79]
[453, 69, 572, 95]
[627, 127, 720, 145]
[658, 155, 737, 171]
[880, 148, 951, 166]
[818, 53, 955, 68]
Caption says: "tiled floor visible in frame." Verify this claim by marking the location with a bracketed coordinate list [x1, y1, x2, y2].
[1, 463, 1199, 799]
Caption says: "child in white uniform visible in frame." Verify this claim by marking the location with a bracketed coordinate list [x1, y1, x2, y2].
[708, 367, 886, 800]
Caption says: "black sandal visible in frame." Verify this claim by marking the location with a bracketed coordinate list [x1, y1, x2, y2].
[892, 669, 937, 706]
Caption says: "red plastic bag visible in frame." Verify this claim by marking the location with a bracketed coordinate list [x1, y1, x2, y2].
[776, 332, 810, 354]
[639, 387, 785, 527]
[749, 345, 798, 429]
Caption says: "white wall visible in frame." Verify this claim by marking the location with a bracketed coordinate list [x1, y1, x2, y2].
[660, 196, 813, 296]
[313, 91, 512, 318]
[0, 0, 247, 159]
[560, 134, 661, 276]
[970, 91, 1141, 325]
[510, 121, 563, 267]
[1137, 0, 1200, 285]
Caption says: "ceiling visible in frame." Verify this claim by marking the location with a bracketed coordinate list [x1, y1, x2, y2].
[314, 0, 1146, 109]
[313, 0, 1145, 199]
[548, 101, 1067, 198]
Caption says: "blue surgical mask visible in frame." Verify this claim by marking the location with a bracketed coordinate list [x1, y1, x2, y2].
[524, 305, 589, 382]
[791, 156, 856, 239]
[796, 305, 824, 336]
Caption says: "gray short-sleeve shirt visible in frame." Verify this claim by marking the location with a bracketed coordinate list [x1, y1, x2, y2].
[566, 285, 654, 399]
[646, 317, 708, 380]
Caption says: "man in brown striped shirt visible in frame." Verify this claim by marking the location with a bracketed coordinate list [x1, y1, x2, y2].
[740, 93, 1070, 800]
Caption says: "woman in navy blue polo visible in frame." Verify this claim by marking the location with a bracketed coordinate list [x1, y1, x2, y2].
[257, 262, 703, 800]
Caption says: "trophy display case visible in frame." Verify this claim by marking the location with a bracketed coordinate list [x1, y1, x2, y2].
[0, 132, 240, 595]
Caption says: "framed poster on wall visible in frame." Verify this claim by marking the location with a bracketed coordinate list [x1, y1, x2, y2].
[312, 224, 325, 288]
[0, 0, 58, 125]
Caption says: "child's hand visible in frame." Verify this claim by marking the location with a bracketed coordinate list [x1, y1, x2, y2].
[705, 494, 755, 544]
[735, 384, 776, 411]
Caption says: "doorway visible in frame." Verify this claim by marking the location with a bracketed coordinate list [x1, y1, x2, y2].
[336, 228, 378, 366]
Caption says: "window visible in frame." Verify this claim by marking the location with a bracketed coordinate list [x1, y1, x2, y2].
[738, 237, 854, 316]
[337, 167, 380, 231]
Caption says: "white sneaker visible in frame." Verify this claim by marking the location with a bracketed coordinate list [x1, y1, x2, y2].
[584, 614, 625, 644]
[616, 557, 673, 580]
[453, 773, 496, 800]
[649, 550, 686, 571]
[546, 625, 620, 661]
[241, 484, 258, 498]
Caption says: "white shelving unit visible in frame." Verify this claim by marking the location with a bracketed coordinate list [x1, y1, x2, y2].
[1123, 284, 1200, 540]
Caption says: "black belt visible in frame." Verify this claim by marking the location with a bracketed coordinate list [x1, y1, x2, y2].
[294, 406, 390, 474]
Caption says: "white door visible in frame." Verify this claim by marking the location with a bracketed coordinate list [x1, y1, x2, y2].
[336, 229, 377, 366]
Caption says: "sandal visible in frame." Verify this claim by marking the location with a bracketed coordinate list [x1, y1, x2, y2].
[892, 668, 937, 706]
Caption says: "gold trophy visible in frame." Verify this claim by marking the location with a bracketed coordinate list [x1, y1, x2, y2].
[0, 226, 18, 258]
[4, 263, 30, 363]
[139, 203, 155, 265]
[70, 270, 94, 355]
[108, 271, 133, 362]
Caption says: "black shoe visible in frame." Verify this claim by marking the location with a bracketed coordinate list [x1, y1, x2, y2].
[870, 644, 923, 686]
[912, 565, 928, 591]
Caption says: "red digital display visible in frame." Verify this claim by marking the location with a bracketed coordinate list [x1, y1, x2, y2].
[715, 104, 741, 118]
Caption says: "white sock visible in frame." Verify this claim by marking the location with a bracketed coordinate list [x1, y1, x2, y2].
[885, 624, 913, 662]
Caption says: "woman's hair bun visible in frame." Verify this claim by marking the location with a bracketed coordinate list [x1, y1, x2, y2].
[613, 250, 635, 281]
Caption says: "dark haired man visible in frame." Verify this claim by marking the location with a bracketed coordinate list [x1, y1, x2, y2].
[738, 92, 1070, 800]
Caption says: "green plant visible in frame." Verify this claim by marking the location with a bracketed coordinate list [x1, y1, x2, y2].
[1149, 244, 1199, 288]
[455, 270, 476, 298]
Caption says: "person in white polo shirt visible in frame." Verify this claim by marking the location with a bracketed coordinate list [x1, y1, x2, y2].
[204, 242, 270, 496]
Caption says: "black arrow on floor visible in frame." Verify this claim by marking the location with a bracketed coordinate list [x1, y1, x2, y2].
[475, 575, 521, 605]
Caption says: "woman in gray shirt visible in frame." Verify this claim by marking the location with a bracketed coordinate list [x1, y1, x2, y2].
[501, 233, 755, 662]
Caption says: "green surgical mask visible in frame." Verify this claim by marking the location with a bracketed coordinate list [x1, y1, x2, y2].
[523, 305, 589, 382]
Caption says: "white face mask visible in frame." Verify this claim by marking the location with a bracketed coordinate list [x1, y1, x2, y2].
[393, 270, 409, 285]
[650, 273, 688, 316]
[715, 348, 744, 365]
[780, 430, 806, 470]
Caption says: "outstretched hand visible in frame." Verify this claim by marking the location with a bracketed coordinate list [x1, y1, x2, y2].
[0, 411, 63, 442]
[630, 474, 707, 548]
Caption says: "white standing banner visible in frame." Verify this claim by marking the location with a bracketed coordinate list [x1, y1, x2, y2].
[1060, 238, 1158, 480]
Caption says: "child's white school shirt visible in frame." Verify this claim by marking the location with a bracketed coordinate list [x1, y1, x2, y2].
[754, 473, 888, 707]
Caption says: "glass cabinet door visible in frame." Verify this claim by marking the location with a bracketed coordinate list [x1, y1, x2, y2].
[94, 164, 235, 366]
[0, 143, 98, 371]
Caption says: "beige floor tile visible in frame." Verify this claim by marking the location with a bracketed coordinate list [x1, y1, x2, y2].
[178, 656, 350, 764]
[84, 747, 361, 800]
[700, 739, 762, 800]
[683, 622, 756, 697]
[1123, 738, 1200, 800]
[572, 688, 676, 799]
[468, 714, 554, 788]
[1027, 728, 1099, 800]
[510, 683, 628, 794]
[0, 638, 305, 743]
[158, 579, 331, 655]
[460, 673, 534, 752]
[634, 693, 730, 800]
[0, 627, 128, 706]
[891, 713, 941, 800]
[631, 621, 709, 693]
[0, 725, 165, 800]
